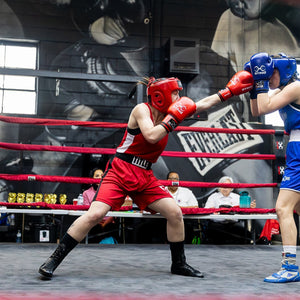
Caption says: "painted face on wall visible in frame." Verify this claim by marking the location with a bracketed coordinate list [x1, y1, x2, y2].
[226, 0, 270, 19]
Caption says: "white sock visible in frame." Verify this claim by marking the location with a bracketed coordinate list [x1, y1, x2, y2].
[283, 246, 297, 255]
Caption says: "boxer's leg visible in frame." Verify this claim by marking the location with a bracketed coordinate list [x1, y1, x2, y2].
[264, 190, 300, 283]
[39, 202, 111, 278]
[148, 198, 204, 278]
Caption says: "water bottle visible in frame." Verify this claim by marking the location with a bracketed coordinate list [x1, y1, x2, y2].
[16, 230, 22, 243]
[239, 191, 251, 208]
[77, 193, 84, 205]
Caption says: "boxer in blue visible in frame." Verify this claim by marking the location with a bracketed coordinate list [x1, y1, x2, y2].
[245, 52, 300, 283]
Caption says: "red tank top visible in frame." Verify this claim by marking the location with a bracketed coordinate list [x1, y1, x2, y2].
[116, 103, 168, 163]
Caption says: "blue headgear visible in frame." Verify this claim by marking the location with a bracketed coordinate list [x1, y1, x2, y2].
[272, 53, 297, 86]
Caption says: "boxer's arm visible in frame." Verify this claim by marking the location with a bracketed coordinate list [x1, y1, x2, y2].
[195, 71, 254, 113]
[217, 70, 254, 102]
[250, 98, 259, 117]
[161, 97, 196, 133]
[252, 91, 282, 116]
[244, 62, 258, 100]
[195, 94, 221, 113]
[256, 83, 300, 115]
[130, 103, 168, 144]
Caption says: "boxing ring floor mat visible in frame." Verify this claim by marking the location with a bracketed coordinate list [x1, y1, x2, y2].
[0, 243, 300, 300]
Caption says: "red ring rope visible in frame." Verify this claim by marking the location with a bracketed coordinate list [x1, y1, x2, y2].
[0, 201, 276, 214]
[0, 173, 277, 189]
[0, 142, 277, 160]
[0, 115, 285, 135]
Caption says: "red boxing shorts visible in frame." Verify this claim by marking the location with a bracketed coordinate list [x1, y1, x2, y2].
[94, 157, 171, 211]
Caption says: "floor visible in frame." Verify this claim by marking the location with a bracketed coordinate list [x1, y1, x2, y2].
[0, 243, 299, 300]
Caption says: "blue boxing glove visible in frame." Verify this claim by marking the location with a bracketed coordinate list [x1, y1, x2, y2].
[244, 61, 257, 99]
[250, 52, 274, 93]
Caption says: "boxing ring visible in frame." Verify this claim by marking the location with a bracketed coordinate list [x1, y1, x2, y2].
[1, 115, 300, 299]
[0, 115, 282, 241]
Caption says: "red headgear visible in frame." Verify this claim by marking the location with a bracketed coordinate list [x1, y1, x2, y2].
[147, 77, 183, 113]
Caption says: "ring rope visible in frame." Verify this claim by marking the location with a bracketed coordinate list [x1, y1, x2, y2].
[0, 201, 276, 215]
[0, 201, 132, 211]
[0, 115, 284, 135]
[0, 115, 127, 128]
[0, 173, 277, 188]
[0, 142, 277, 160]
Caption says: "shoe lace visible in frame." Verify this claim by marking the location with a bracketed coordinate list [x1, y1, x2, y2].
[272, 269, 286, 278]
[50, 244, 66, 263]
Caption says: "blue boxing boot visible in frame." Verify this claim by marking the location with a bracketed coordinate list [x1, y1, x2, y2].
[264, 253, 300, 283]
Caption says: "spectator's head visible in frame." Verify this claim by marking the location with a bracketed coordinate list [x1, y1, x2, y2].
[90, 168, 104, 179]
[90, 168, 104, 189]
[218, 176, 234, 197]
[167, 171, 180, 192]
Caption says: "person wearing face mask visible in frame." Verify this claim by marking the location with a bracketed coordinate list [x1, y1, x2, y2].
[166, 171, 199, 244]
[246, 52, 300, 283]
[166, 171, 198, 208]
[83, 168, 104, 206]
[81, 167, 116, 240]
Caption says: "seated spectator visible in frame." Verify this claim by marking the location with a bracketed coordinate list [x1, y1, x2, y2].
[203, 176, 256, 244]
[135, 171, 199, 243]
[83, 168, 116, 242]
[166, 171, 199, 208]
[166, 171, 199, 243]
[205, 176, 256, 209]
[83, 168, 104, 206]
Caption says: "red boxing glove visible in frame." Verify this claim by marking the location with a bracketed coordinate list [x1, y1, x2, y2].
[217, 70, 254, 102]
[161, 97, 196, 133]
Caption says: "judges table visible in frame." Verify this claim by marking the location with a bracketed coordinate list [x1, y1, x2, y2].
[0, 205, 277, 245]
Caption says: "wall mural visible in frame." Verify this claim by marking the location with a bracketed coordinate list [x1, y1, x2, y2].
[0, 0, 299, 211]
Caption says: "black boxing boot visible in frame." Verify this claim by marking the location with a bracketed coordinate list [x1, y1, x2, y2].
[170, 241, 204, 278]
[38, 233, 78, 278]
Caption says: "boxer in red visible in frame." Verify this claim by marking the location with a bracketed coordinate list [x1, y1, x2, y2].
[39, 71, 253, 279]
